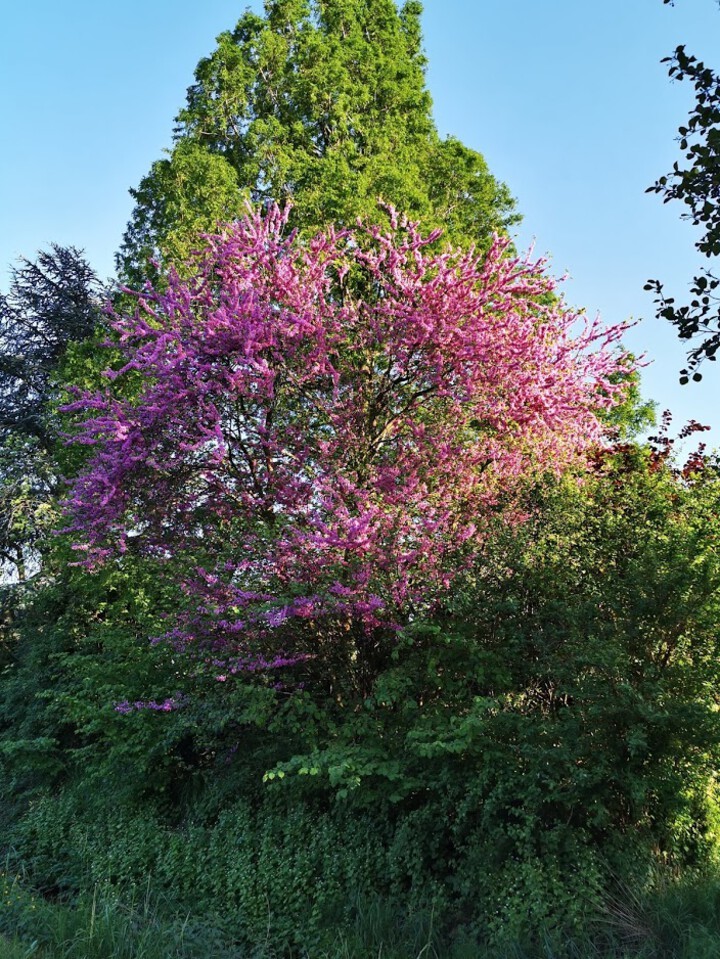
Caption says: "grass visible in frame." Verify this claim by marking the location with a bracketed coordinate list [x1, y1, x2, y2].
[4, 867, 720, 958]
[0, 872, 243, 958]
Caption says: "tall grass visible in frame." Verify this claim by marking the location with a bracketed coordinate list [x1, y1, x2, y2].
[0, 871, 242, 958]
[4, 868, 720, 958]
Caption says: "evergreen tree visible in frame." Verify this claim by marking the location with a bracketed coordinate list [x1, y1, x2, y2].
[0, 246, 105, 582]
[0, 246, 103, 451]
[118, 0, 517, 283]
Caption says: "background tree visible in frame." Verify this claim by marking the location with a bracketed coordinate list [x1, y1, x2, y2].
[0, 245, 103, 450]
[118, 0, 518, 284]
[0, 246, 105, 582]
[647, 0, 720, 381]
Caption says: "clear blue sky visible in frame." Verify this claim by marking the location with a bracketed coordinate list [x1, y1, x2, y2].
[1, 0, 718, 441]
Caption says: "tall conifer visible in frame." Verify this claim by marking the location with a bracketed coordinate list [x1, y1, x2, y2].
[119, 0, 517, 282]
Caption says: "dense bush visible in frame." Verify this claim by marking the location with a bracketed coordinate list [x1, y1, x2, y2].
[4, 440, 720, 952]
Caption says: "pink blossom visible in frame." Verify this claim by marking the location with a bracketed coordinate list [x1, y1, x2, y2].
[63, 205, 634, 672]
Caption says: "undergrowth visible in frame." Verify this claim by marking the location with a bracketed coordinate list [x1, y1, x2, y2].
[4, 866, 720, 958]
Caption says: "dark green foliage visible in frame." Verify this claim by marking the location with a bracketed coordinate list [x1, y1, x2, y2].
[118, 0, 517, 283]
[7, 794, 412, 948]
[259, 444, 720, 823]
[0, 437, 54, 583]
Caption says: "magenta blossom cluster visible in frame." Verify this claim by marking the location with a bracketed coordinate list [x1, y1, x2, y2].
[114, 696, 185, 714]
[63, 205, 633, 667]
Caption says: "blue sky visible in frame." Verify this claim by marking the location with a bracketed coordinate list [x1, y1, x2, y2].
[1, 0, 719, 441]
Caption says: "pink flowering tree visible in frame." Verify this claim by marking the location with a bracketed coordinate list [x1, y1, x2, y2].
[62, 206, 631, 691]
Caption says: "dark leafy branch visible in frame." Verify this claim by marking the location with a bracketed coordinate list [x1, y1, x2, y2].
[648, 5, 720, 380]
